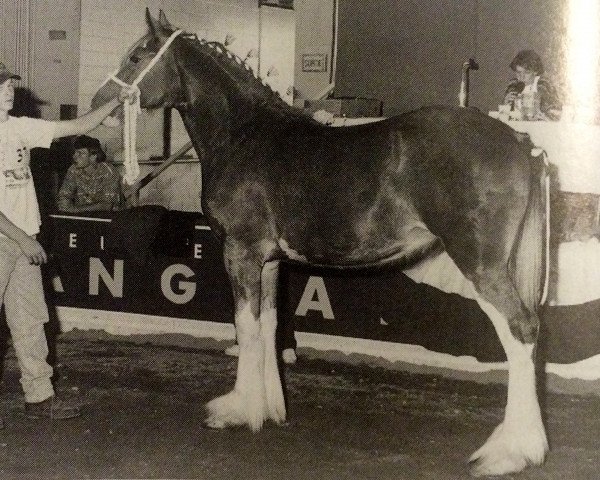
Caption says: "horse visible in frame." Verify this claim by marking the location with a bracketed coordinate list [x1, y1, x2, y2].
[93, 10, 549, 476]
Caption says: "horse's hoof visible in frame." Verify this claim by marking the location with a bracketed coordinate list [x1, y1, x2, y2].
[205, 390, 265, 432]
[468, 423, 547, 477]
[468, 451, 528, 477]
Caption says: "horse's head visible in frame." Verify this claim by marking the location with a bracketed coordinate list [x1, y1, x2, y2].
[92, 9, 185, 112]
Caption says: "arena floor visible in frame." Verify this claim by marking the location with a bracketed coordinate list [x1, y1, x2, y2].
[0, 330, 599, 480]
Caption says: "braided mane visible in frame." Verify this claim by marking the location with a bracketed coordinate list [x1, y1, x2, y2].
[179, 33, 313, 124]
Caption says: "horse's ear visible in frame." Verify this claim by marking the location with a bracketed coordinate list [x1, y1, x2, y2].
[158, 10, 174, 30]
[146, 8, 160, 37]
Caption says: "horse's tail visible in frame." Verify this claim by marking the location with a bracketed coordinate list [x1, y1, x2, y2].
[509, 149, 549, 313]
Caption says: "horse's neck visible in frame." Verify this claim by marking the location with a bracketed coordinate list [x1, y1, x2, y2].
[174, 41, 314, 187]
[178, 102, 230, 178]
[175, 39, 299, 138]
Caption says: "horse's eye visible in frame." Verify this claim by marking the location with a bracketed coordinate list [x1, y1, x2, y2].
[130, 55, 140, 64]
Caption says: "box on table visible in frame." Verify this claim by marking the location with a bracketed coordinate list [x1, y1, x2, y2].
[294, 98, 383, 118]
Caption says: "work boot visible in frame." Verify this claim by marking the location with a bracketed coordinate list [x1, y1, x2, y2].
[25, 396, 81, 420]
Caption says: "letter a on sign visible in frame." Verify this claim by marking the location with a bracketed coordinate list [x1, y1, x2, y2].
[294, 276, 334, 319]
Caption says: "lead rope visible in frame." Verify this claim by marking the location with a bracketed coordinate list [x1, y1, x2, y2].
[542, 153, 550, 305]
[101, 29, 184, 185]
[533, 147, 551, 306]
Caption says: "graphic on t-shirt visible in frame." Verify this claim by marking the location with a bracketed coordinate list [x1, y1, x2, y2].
[3, 165, 31, 188]
[15, 146, 27, 163]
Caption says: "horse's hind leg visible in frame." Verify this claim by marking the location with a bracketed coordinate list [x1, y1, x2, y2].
[206, 241, 267, 431]
[469, 269, 547, 477]
[405, 251, 547, 476]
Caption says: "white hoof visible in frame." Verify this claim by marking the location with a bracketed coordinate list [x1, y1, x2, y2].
[468, 422, 548, 477]
[205, 389, 265, 432]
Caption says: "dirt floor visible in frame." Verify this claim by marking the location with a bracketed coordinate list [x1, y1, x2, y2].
[0, 330, 599, 480]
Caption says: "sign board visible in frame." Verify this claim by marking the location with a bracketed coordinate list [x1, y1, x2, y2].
[302, 53, 328, 72]
[46, 211, 596, 365]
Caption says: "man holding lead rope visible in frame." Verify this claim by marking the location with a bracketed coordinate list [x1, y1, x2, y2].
[0, 61, 136, 427]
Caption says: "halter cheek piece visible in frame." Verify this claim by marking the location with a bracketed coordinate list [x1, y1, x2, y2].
[101, 29, 184, 185]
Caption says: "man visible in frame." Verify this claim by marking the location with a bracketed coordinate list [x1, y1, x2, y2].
[57, 135, 121, 213]
[0, 62, 134, 426]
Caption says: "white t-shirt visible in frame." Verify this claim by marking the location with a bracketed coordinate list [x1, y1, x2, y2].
[0, 116, 56, 236]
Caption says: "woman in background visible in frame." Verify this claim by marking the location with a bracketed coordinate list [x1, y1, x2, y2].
[503, 49, 562, 120]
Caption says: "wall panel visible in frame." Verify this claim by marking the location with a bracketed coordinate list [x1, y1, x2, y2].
[335, 0, 577, 116]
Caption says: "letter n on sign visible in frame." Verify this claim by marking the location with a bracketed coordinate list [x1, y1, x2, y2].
[302, 54, 328, 72]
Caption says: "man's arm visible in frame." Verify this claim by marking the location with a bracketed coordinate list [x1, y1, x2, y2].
[53, 87, 136, 139]
[0, 213, 46, 265]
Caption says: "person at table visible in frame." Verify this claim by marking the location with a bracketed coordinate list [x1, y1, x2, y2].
[503, 49, 562, 121]
[57, 135, 121, 213]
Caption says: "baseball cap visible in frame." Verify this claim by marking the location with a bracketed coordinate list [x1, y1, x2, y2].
[0, 63, 21, 84]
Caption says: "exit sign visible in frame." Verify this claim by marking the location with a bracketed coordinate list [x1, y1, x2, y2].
[302, 54, 328, 72]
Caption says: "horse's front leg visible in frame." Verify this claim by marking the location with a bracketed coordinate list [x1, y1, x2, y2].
[260, 260, 286, 424]
[205, 242, 268, 431]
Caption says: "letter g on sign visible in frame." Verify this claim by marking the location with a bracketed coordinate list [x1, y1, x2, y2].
[161, 264, 197, 304]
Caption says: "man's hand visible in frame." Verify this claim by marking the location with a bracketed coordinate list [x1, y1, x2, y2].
[18, 236, 47, 265]
[118, 86, 138, 105]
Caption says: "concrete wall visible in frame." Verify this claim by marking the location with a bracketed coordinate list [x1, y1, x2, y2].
[30, 0, 81, 120]
[293, 0, 334, 99]
[0, 0, 81, 120]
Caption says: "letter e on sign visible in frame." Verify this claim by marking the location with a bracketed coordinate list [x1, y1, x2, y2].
[294, 276, 334, 319]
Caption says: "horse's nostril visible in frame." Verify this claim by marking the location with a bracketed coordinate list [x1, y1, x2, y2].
[130, 55, 140, 64]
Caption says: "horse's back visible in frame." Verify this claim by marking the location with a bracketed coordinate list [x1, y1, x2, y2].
[218, 105, 537, 273]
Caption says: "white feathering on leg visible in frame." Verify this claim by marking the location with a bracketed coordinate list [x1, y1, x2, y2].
[260, 260, 286, 424]
[261, 306, 286, 424]
[206, 302, 266, 431]
[469, 298, 547, 477]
